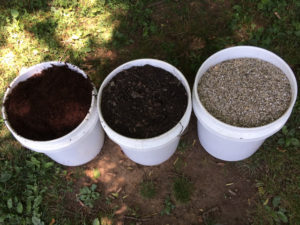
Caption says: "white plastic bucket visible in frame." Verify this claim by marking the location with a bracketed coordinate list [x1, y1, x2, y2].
[97, 59, 192, 166]
[193, 46, 298, 161]
[2, 62, 104, 166]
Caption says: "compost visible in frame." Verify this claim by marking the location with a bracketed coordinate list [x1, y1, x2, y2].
[4, 64, 93, 140]
[101, 65, 187, 138]
[197, 58, 291, 127]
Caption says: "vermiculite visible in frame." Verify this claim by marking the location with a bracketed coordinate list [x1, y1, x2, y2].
[198, 58, 291, 127]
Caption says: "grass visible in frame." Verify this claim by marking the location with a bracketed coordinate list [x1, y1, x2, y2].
[0, 0, 299, 224]
[139, 180, 156, 199]
[160, 196, 175, 216]
[172, 176, 193, 203]
[245, 101, 300, 225]
[0, 144, 65, 224]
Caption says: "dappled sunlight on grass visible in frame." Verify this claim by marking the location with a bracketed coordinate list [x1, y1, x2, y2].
[0, 20, 44, 97]
[0, 1, 122, 100]
[1, 51, 16, 68]
[0, 4, 119, 63]
[0, 18, 45, 75]
[1, 1, 139, 224]
[57, 12, 116, 51]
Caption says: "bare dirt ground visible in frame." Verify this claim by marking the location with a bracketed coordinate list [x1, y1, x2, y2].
[65, 115, 257, 225]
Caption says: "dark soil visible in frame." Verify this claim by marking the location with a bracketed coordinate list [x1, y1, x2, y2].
[4, 64, 93, 141]
[101, 65, 188, 138]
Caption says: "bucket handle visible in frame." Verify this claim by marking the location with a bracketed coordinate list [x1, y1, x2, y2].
[177, 122, 185, 137]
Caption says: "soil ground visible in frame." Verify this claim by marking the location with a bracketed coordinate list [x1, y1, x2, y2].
[65, 115, 256, 225]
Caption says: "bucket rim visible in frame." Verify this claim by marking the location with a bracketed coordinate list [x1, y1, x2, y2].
[1, 61, 97, 148]
[97, 58, 192, 150]
[192, 45, 298, 141]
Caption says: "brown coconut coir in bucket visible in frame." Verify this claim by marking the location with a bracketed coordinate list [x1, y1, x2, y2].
[4, 64, 93, 141]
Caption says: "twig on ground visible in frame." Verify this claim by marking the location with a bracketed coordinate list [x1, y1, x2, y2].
[124, 216, 151, 221]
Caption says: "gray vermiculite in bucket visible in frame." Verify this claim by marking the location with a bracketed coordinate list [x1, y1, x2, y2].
[197, 58, 291, 127]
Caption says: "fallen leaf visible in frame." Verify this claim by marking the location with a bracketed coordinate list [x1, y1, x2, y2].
[49, 218, 55, 225]
[263, 198, 269, 206]
[111, 192, 119, 198]
[173, 157, 179, 165]
[93, 169, 101, 179]
[228, 189, 237, 196]
[192, 139, 196, 146]
[277, 147, 287, 153]
[274, 11, 281, 19]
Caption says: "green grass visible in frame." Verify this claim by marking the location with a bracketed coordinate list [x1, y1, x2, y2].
[139, 180, 156, 199]
[0, 0, 299, 224]
[172, 176, 193, 203]
[244, 102, 300, 225]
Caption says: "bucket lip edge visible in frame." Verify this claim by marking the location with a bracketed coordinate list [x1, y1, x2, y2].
[97, 58, 192, 148]
[192, 45, 298, 139]
[2, 61, 97, 145]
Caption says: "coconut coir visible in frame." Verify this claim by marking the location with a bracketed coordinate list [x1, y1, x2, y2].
[4, 64, 93, 141]
[101, 65, 188, 139]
